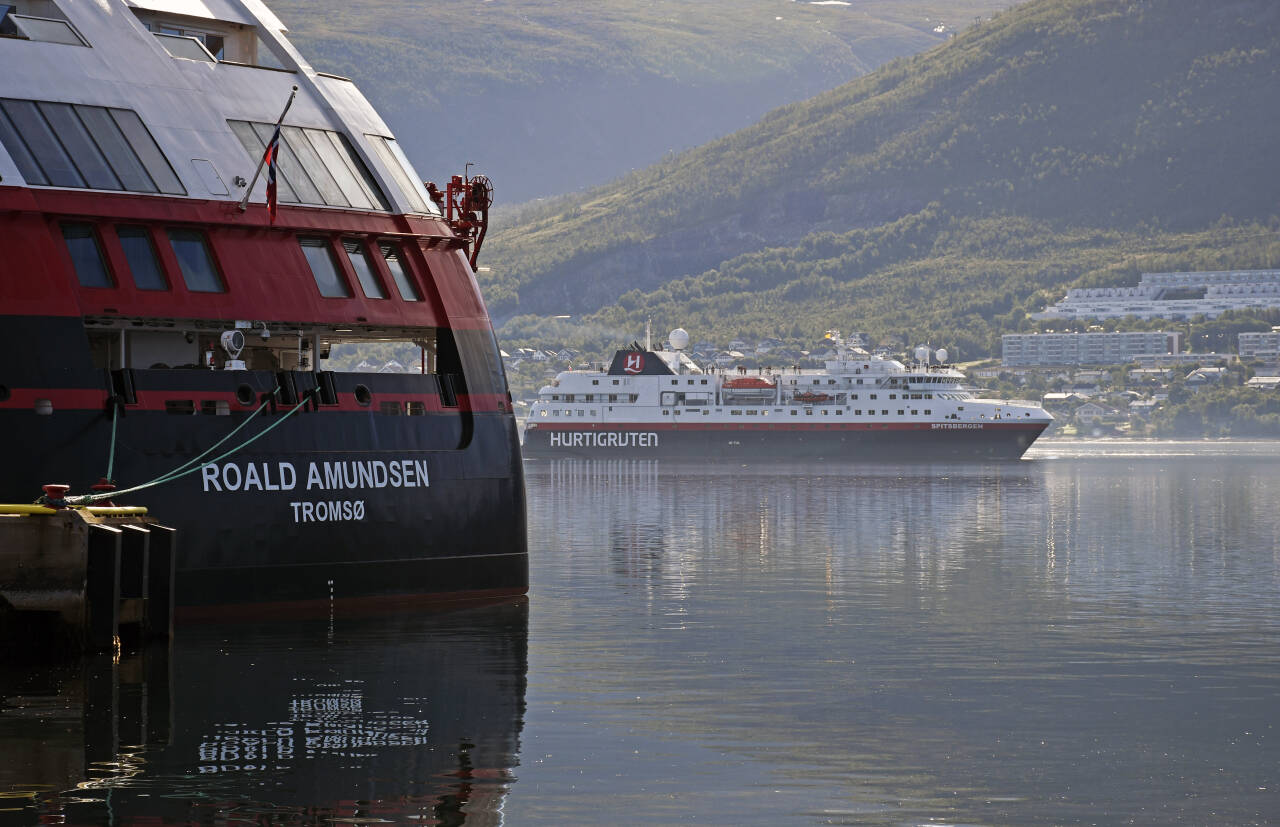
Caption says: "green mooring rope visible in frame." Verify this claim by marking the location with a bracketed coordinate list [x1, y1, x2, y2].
[67, 387, 308, 506]
[105, 395, 120, 483]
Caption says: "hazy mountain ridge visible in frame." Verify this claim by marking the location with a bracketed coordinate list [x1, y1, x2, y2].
[270, 0, 1009, 202]
[483, 0, 1280, 355]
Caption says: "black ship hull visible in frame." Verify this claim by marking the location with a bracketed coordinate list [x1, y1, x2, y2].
[523, 422, 1049, 461]
[1, 318, 527, 613]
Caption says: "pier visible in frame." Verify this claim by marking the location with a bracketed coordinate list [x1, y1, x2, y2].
[1, 502, 175, 654]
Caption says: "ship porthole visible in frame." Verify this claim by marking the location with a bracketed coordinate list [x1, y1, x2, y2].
[0, 385, 8, 403]
[235, 384, 255, 406]
[354, 384, 373, 406]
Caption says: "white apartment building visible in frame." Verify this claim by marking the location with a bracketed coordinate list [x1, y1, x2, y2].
[1002, 331, 1180, 366]
[1032, 270, 1280, 321]
[1239, 329, 1280, 361]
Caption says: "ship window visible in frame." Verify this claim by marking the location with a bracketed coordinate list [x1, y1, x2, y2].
[882, 410, 888, 415]
[285, 126, 348, 206]
[77, 106, 157, 192]
[925, 409, 931, 415]
[0, 98, 81, 186]
[230, 121, 390, 211]
[855, 410, 862, 415]
[380, 244, 420, 301]
[791, 410, 798, 416]
[8, 14, 85, 46]
[365, 135, 434, 214]
[870, 394, 877, 400]
[38, 103, 121, 190]
[252, 121, 321, 204]
[167, 229, 224, 292]
[109, 109, 184, 194]
[154, 32, 215, 62]
[61, 223, 112, 288]
[305, 128, 376, 209]
[299, 237, 350, 298]
[342, 239, 385, 299]
[911, 409, 918, 415]
[116, 225, 167, 290]
[0, 104, 46, 185]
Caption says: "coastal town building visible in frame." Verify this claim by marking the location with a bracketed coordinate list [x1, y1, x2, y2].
[1002, 331, 1180, 366]
[1032, 270, 1280, 321]
[1239, 329, 1280, 361]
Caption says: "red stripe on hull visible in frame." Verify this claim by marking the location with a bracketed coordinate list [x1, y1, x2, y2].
[528, 421, 1047, 432]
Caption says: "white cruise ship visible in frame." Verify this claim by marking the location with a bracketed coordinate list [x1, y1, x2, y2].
[523, 329, 1053, 460]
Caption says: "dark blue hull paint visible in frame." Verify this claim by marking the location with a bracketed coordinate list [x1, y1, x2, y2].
[0, 317, 527, 609]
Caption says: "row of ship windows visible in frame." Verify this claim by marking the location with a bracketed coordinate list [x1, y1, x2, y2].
[165, 399, 428, 416]
[542, 409, 937, 417]
[547, 392, 936, 402]
[62, 221, 422, 302]
[0, 97, 429, 214]
[664, 377, 955, 387]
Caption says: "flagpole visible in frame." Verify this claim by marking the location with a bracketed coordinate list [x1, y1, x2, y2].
[237, 84, 299, 212]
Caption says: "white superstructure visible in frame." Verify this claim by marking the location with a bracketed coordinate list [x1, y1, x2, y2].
[528, 332, 1051, 431]
[0, 0, 437, 216]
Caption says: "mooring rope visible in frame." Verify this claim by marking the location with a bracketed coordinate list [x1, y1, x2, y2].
[63, 387, 313, 506]
[105, 395, 120, 483]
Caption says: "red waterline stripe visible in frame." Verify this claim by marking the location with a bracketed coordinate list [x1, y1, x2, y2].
[529, 421, 1048, 432]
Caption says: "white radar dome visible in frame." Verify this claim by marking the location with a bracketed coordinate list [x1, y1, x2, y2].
[914, 345, 930, 363]
[669, 328, 690, 351]
[935, 348, 949, 363]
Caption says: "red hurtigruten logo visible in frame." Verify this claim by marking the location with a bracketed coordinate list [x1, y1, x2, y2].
[624, 354, 645, 374]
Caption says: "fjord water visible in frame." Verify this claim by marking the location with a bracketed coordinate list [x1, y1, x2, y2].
[4, 443, 1280, 825]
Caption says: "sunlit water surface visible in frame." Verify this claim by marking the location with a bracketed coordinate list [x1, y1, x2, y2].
[4, 441, 1280, 825]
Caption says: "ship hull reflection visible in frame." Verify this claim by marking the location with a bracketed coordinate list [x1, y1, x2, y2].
[1, 599, 528, 827]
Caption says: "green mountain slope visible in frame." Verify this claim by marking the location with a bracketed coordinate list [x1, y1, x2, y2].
[271, 0, 1009, 202]
[484, 0, 1280, 356]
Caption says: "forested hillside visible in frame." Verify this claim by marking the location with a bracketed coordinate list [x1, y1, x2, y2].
[272, 0, 1009, 202]
[485, 0, 1280, 359]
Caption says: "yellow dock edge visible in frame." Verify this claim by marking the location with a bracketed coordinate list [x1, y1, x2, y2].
[0, 504, 149, 516]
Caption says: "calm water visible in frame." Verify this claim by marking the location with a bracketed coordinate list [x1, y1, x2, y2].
[4, 441, 1280, 825]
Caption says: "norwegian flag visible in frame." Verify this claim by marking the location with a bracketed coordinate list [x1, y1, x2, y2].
[262, 125, 281, 223]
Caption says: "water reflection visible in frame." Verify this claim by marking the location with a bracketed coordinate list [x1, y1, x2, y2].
[0, 601, 527, 827]
[519, 453, 1280, 824]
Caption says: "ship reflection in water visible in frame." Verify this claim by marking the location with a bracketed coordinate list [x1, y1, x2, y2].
[0, 601, 527, 827]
